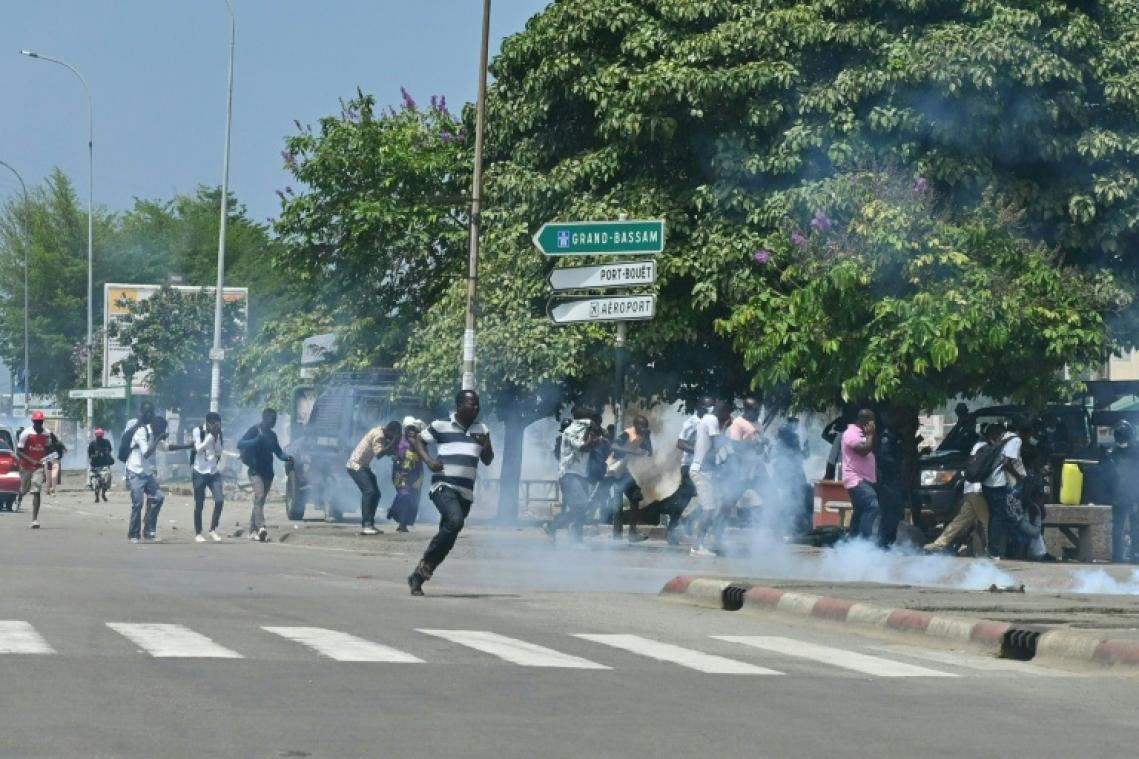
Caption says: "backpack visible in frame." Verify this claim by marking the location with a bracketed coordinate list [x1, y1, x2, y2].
[117, 423, 140, 463]
[964, 440, 1007, 483]
[239, 427, 258, 467]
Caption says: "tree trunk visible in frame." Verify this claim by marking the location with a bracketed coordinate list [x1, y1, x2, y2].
[495, 404, 526, 524]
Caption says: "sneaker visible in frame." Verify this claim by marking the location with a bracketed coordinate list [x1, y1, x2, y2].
[395, 525, 409, 533]
[408, 571, 425, 596]
[30, 520, 40, 529]
[145, 532, 162, 543]
[257, 527, 269, 543]
[248, 531, 259, 540]
[690, 545, 717, 557]
[195, 534, 207, 543]
[129, 537, 140, 544]
[209, 530, 222, 542]
[360, 526, 380, 536]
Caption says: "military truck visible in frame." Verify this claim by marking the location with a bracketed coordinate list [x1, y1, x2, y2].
[284, 370, 428, 522]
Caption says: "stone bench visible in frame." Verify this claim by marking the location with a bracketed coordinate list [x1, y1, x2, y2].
[1043, 503, 1110, 562]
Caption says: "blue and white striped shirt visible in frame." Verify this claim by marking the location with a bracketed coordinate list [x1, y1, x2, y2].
[419, 414, 488, 501]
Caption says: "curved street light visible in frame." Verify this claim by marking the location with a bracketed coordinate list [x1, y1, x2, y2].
[0, 159, 30, 406]
[19, 49, 94, 433]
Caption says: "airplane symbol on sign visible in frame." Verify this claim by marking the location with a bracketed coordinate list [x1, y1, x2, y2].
[589, 301, 599, 317]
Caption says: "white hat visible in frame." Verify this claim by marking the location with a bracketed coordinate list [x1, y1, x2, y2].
[402, 416, 419, 429]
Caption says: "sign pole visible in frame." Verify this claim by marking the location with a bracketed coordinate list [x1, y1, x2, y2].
[124, 369, 133, 426]
[615, 321, 627, 432]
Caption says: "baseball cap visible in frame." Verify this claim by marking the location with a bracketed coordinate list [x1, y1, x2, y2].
[94, 428, 105, 437]
[30, 410, 44, 421]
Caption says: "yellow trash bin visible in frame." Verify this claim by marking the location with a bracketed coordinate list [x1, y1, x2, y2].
[1059, 461, 1083, 505]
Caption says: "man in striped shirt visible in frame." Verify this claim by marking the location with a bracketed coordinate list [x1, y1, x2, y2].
[407, 390, 494, 596]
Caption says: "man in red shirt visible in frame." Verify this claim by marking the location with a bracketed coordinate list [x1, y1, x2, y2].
[17, 410, 52, 529]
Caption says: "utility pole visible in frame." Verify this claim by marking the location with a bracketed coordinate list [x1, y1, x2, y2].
[461, 0, 491, 391]
[209, 0, 236, 413]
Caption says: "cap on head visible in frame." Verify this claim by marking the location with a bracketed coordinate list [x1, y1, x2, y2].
[402, 415, 418, 429]
[94, 428, 105, 437]
[31, 410, 44, 421]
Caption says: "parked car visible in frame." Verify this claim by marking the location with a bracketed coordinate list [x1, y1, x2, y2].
[0, 426, 21, 510]
[917, 404, 1097, 524]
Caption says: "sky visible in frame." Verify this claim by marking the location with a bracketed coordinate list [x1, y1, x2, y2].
[0, 0, 551, 225]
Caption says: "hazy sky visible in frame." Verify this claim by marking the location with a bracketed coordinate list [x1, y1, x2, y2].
[0, 1, 550, 225]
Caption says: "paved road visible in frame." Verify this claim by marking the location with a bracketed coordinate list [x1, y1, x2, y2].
[2, 486, 1137, 758]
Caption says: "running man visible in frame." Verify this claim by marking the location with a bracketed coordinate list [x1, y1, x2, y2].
[237, 408, 292, 543]
[87, 428, 114, 502]
[407, 390, 494, 596]
[17, 410, 51, 529]
[192, 412, 226, 543]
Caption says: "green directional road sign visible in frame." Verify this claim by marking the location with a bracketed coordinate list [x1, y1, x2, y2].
[533, 219, 665, 256]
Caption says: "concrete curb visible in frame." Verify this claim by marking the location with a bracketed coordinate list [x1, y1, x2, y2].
[661, 575, 1139, 668]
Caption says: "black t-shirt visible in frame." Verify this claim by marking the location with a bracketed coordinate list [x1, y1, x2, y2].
[88, 438, 113, 467]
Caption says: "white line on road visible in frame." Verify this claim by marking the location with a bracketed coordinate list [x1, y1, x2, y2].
[0, 621, 55, 654]
[714, 636, 956, 677]
[106, 623, 243, 659]
[864, 645, 1070, 676]
[418, 629, 610, 669]
[263, 627, 424, 663]
[575, 634, 782, 675]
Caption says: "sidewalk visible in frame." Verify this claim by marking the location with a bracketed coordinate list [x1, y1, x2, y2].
[662, 566, 1139, 668]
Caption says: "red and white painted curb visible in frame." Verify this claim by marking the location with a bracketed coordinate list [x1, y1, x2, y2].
[661, 575, 1139, 667]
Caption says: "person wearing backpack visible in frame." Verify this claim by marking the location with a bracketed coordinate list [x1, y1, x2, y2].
[925, 423, 1003, 555]
[123, 402, 167, 543]
[985, 419, 1027, 559]
[543, 406, 601, 544]
[237, 408, 292, 543]
[191, 412, 225, 543]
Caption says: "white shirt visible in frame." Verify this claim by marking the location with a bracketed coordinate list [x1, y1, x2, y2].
[126, 423, 156, 476]
[678, 413, 700, 468]
[192, 426, 223, 476]
[689, 414, 721, 473]
[964, 441, 985, 494]
[558, 419, 592, 479]
[983, 433, 1022, 488]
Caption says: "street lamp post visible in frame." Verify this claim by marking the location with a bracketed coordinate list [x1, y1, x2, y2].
[461, 0, 491, 391]
[0, 160, 30, 408]
[209, 0, 236, 414]
[20, 49, 94, 434]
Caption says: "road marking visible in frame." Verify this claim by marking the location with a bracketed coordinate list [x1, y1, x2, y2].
[714, 636, 956, 677]
[263, 627, 424, 663]
[106, 623, 243, 659]
[575, 634, 781, 675]
[418, 629, 610, 669]
[864, 645, 1068, 675]
[0, 621, 55, 654]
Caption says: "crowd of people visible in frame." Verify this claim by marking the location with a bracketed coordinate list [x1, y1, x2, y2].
[545, 397, 814, 556]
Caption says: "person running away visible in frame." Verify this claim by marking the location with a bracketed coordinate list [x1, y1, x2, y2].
[192, 412, 226, 543]
[17, 410, 52, 529]
[87, 428, 114, 502]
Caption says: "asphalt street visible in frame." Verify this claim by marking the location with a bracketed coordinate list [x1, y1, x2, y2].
[2, 483, 1137, 759]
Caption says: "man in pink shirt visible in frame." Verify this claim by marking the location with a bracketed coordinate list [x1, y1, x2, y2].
[728, 397, 761, 443]
[841, 408, 879, 539]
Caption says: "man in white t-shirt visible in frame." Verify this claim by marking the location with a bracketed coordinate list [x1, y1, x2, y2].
[689, 400, 733, 557]
[125, 402, 166, 543]
[984, 419, 1027, 559]
[926, 424, 1002, 555]
[191, 412, 225, 543]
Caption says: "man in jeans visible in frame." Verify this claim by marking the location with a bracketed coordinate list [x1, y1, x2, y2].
[985, 420, 1025, 559]
[125, 402, 166, 543]
[925, 423, 1001, 555]
[842, 409, 878, 540]
[191, 412, 225, 543]
[238, 408, 292, 543]
[407, 390, 494, 596]
[346, 420, 401, 535]
[544, 406, 600, 544]
[689, 400, 733, 557]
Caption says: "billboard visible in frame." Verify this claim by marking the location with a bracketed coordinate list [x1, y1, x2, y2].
[102, 283, 249, 392]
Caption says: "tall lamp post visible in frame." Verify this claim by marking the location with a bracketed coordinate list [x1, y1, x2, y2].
[0, 159, 30, 408]
[461, 0, 491, 391]
[20, 49, 94, 433]
[209, 0, 236, 413]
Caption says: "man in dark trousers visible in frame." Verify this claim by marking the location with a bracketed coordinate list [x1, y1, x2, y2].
[407, 390, 494, 596]
[87, 428, 114, 502]
[237, 408, 292, 543]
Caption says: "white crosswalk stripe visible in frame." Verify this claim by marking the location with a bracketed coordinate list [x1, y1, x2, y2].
[418, 629, 610, 669]
[0, 621, 55, 654]
[714, 636, 956, 677]
[263, 627, 424, 663]
[575, 634, 782, 675]
[106, 623, 243, 659]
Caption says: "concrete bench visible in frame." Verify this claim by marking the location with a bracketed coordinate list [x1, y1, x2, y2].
[1043, 504, 1110, 562]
